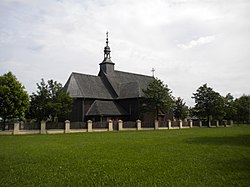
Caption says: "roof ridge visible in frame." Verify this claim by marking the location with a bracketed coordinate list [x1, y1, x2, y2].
[114, 70, 153, 78]
[72, 72, 99, 78]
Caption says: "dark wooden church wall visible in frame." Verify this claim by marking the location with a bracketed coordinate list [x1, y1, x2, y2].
[69, 99, 83, 122]
[117, 98, 140, 121]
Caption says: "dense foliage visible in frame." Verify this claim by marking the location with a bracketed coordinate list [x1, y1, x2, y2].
[28, 79, 73, 121]
[0, 72, 29, 130]
[224, 93, 237, 120]
[142, 79, 174, 120]
[234, 95, 250, 123]
[173, 97, 189, 120]
[192, 84, 225, 121]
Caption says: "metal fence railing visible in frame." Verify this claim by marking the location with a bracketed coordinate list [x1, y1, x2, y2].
[192, 120, 200, 127]
[123, 121, 136, 128]
[141, 122, 154, 128]
[0, 123, 14, 130]
[182, 121, 189, 127]
[70, 122, 87, 129]
[20, 122, 40, 130]
[46, 122, 64, 129]
[159, 122, 167, 127]
[171, 121, 179, 127]
[92, 121, 108, 129]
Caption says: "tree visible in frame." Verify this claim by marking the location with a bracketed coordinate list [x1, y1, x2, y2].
[0, 72, 30, 130]
[192, 84, 225, 122]
[224, 93, 237, 120]
[173, 97, 189, 120]
[234, 95, 250, 123]
[28, 79, 73, 121]
[142, 78, 174, 120]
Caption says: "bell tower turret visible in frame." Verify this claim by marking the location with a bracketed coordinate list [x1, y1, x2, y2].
[99, 32, 115, 74]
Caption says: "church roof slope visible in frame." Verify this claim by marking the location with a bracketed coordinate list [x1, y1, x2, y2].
[86, 100, 128, 116]
[64, 72, 113, 99]
[103, 70, 154, 98]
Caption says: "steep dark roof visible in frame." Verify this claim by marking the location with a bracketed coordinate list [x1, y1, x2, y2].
[64, 72, 113, 99]
[65, 70, 154, 99]
[86, 100, 128, 116]
[103, 70, 154, 99]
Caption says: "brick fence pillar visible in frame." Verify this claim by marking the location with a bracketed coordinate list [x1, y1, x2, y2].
[189, 120, 193, 128]
[118, 120, 123, 131]
[136, 120, 141, 130]
[13, 122, 19, 135]
[179, 120, 182, 129]
[155, 120, 159, 130]
[87, 120, 93, 132]
[108, 120, 113, 131]
[41, 120, 46, 134]
[65, 120, 70, 133]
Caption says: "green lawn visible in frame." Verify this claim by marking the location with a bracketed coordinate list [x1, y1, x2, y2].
[0, 126, 249, 186]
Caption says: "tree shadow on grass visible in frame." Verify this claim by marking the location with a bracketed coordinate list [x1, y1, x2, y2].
[186, 135, 250, 147]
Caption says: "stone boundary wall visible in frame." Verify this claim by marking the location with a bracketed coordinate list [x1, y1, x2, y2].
[0, 120, 233, 135]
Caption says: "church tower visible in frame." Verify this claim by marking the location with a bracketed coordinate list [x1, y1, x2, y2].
[99, 32, 115, 74]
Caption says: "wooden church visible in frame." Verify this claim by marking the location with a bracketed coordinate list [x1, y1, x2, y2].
[64, 33, 154, 123]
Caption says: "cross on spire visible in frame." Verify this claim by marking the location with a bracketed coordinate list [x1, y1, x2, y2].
[151, 68, 155, 77]
[106, 31, 109, 46]
[104, 31, 111, 59]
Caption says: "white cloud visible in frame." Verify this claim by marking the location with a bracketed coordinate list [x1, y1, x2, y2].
[177, 35, 215, 49]
[0, 0, 250, 106]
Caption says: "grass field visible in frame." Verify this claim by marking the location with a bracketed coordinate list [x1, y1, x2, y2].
[0, 126, 249, 186]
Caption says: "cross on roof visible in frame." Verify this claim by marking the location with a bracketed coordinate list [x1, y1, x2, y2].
[151, 68, 155, 77]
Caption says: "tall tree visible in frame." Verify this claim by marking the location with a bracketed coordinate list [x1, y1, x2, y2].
[192, 84, 225, 122]
[224, 93, 237, 120]
[142, 78, 174, 120]
[234, 95, 250, 123]
[28, 79, 73, 121]
[0, 72, 30, 130]
[173, 97, 189, 120]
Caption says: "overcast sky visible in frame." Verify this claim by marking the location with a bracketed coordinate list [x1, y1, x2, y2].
[1, 0, 249, 106]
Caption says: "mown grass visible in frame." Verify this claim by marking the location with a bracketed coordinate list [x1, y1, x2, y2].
[0, 126, 249, 186]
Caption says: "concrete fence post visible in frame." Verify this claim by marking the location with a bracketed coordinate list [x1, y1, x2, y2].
[179, 120, 182, 129]
[216, 120, 219, 127]
[167, 120, 171, 129]
[87, 120, 93, 132]
[223, 120, 227, 127]
[189, 120, 193, 128]
[118, 120, 123, 131]
[136, 120, 141, 130]
[13, 122, 19, 135]
[208, 121, 211, 128]
[199, 120, 202, 128]
[65, 120, 70, 133]
[154, 120, 159, 130]
[108, 120, 113, 131]
[41, 120, 46, 134]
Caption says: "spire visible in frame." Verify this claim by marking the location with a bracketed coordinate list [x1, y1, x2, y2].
[104, 31, 111, 59]
[106, 32, 109, 46]
[100, 32, 115, 74]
